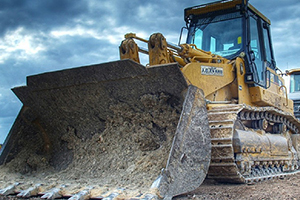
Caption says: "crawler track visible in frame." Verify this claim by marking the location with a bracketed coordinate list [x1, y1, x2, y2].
[207, 104, 300, 184]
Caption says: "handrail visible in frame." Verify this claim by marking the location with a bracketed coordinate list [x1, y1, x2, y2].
[279, 85, 289, 107]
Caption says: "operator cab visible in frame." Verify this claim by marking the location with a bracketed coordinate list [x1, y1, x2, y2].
[185, 0, 276, 88]
[289, 70, 300, 97]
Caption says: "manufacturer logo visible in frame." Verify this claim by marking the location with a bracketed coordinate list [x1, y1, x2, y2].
[201, 66, 224, 76]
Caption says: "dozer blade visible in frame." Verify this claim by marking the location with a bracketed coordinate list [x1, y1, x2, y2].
[153, 85, 211, 199]
[0, 59, 210, 199]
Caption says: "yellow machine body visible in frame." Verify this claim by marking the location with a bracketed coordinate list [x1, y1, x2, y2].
[182, 60, 293, 113]
[119, 0, 300, 186]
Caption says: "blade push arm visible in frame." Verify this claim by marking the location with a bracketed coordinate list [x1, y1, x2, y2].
[119, 33, 227, 66]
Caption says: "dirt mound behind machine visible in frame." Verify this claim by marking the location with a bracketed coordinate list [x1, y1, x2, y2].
[1, 0, 300, 199]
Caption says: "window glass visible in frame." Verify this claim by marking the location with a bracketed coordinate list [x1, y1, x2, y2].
[250, 17, 264, 84]
[194, 30, 203, 49]
[296, 74, 300, 92]
[263, 27, 273, 68]
[210, 37, 216, 52]
[187, 11, 243, 58]
[290, 74, 300, 93]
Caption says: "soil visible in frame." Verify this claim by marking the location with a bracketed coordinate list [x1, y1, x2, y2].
[2, 174, 300, 200]
[0, 93, 182, 197]
[174, 173, 300, 200]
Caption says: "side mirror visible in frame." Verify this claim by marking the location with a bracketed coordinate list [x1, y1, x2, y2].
[178, 27, 188, 45]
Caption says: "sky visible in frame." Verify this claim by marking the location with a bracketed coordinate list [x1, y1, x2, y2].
[0, 0, 300, 144]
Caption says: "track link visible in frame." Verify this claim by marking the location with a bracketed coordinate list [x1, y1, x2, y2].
[207, 104, 300, 184]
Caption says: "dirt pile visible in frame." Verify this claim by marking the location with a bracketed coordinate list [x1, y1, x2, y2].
[0, 93, 182, 195]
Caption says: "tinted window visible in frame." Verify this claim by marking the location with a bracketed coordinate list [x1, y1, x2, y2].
[250, 16, 264, 84]
[187, 12, 243, 58]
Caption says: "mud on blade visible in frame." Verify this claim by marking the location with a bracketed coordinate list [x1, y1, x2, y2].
[0, 59, 210, 199]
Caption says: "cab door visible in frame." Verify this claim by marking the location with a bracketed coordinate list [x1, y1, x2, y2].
[249, 15, 265, 85]
[248, 13, 275, 87]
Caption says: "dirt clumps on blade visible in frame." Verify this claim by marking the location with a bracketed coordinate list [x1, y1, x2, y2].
[0, 93, 182, 194]
[90, 93, 182, 188]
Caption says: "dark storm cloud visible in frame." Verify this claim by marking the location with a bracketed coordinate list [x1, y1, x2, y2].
[84, 0, 203, 39]
[0, 0, 89, 36]
[40, 35, 119, 70]
[252, 0, 300, 22]
[258, 0, 300, 70]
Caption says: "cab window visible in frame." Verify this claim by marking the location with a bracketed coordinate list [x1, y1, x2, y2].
[187, 11, 243, 59]
[250, 16, 264, 84]
[262, 24, 274, 69]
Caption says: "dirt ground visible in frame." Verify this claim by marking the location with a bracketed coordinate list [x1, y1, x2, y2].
[1, 174, 300, 200]
[175, 173, 300, 200]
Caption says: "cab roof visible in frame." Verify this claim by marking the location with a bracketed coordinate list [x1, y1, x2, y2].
[286, 68, 300, 75]
[184, 0, 271, 25]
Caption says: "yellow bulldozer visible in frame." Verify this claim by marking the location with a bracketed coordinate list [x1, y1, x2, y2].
[287, 68, 300, 120]
[1, 0, 300, 199]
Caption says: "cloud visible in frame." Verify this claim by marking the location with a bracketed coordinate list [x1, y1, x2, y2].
[0, 27, 46, 64]
[0, 0, 89, 34]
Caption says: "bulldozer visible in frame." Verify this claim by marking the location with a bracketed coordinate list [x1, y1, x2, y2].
[287, 68, 300, 120]
[1, 0, 300, 199]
